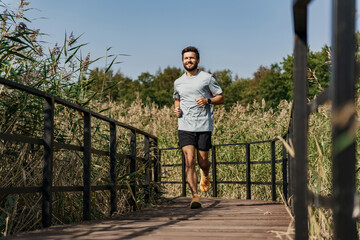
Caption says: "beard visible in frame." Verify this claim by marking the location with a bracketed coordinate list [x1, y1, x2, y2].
[183, 61, 198, 72]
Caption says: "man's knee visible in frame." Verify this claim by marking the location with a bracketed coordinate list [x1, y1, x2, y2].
[197, 150, 209, 160]
[182, 146, 196, 166]
[185, 157, 196, 169]
[197, 151, 209, 168]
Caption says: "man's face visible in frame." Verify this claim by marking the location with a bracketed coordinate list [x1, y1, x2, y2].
[182, 51, 199, 72]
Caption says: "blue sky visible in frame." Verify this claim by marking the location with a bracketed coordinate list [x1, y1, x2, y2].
[3, 0, 359, 80]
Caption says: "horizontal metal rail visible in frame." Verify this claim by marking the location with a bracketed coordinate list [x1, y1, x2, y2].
[213, 139, 275, 147]
[162, 159, 284, 166]
[0, 185, 130, 195]
[162, 181, 284, 185]
[0, 77, 156, 139]
[0, 132, 150, 162]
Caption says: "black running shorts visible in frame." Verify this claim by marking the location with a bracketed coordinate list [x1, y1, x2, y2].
[178, 130, 212, 151]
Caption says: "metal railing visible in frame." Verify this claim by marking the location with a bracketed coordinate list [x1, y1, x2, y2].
[292, 0, 357, 239]
[0, 77, 160, 228]
[159, 137, 289, 202]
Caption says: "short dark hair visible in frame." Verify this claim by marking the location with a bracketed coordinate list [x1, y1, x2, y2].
[182, 46, 200, 60]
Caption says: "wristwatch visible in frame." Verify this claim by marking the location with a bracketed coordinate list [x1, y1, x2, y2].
[207, 98, 212, 104]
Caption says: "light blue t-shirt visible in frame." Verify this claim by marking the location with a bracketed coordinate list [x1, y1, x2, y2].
[173, 70, 223, 132]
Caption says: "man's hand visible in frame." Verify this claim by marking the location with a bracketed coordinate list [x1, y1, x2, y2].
[174, 107, 182, 117]
[195, 98, 207, 107]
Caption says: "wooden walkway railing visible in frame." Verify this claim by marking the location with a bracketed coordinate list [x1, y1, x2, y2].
[0, 77, 160, 228]
[160, 139, 289, 202]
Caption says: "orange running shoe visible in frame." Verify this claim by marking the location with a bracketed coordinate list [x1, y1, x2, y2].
[190, 194, 202, 209]
[200, 171, 210, 193]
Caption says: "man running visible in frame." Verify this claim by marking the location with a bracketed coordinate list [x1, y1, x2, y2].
[173, 46, 224, 208]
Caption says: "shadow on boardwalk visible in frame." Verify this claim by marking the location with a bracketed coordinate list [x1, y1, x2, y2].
[4, 197, 294, 240]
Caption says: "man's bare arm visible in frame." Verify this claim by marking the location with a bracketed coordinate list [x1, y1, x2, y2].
[195, 94, 225, 107]
[174, 99, 182, 117]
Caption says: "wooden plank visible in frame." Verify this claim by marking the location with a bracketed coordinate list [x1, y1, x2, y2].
[5, 198, 294, 239]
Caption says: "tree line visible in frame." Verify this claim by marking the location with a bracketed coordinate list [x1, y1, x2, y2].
[86, 45, 331, 110]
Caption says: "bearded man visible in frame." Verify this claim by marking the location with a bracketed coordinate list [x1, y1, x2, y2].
[173, 46, 225, 208]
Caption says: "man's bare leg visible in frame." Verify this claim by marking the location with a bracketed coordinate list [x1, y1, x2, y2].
[182, 145, 198, 195]
[182, 145, 202, 208]
[198, 150, 211, 192]
[197, 150, 210, 176]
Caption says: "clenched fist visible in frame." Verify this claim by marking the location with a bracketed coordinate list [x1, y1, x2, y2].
[195, 98, 207, 107]
[174, 107, 182, 117]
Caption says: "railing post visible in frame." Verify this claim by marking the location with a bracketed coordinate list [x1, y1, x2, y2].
[42, 97, 54, 228]
[293, 1, 309, 238]
[282, 144, 288, 203]
[154, 143, 160, 196]
[271, 141, 276, 202]
[331, 0, 357, 238]
[144, 135, 150, 203]
[109, 122, 117, 216]
[83, 112, 91, 221]
[130, 130, 137, 210]
[246, 144, 251, 200]
[181, 151, 186, 197]
[211, 146, 217, 197]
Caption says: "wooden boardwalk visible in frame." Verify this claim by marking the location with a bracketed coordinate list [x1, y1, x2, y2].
[5, 197, 294, 240]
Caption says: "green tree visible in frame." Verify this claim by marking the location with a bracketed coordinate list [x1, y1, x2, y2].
[153, 66, 183, 107]
[247, 66, 271, 103]
[226, 77, 251, 108]
[87, 68, 140, 104]
[137, 72, 155, 105]
[212, 69, 233, 109]
[280, 54, 294, 100]
[258, 64, 291, 109]
[307, 45, 331, 98]
[280, 45, 330, 101]
[115, 74, 140, 104]
[213, 69, 232, 91]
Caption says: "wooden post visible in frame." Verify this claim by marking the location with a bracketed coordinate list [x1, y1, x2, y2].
[130, 130, 137, 210]
[271, 141, 276, 201]
[110, 122, 117, 216]
[144, 136, 150, 203]
[246, 144, 251, 200]
[293, 1, 309, 238]
[83, 112, 91, 221]
[282, 144, 288, 203]
[42, 97, 54, 227]
[331, 0, 357, 238]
